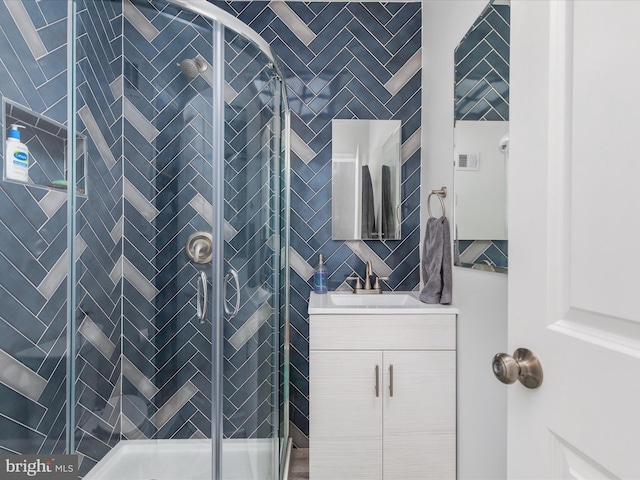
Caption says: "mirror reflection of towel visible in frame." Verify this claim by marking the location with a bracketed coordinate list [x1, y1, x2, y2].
[381, 165, 394, 238]
[361, 166, 375, 239]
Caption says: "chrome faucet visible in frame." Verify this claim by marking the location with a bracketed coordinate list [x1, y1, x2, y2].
[363, 261, 373, 290]
[347, 260, 389, 294]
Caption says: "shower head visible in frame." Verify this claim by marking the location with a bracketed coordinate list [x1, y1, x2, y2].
[177, 57, 208, 78]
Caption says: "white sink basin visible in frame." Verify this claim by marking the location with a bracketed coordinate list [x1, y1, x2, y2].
[308, 291, 458, 314]
[328, 293, 415, 307]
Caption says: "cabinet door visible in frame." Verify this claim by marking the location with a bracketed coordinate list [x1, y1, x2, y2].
[383, 351, 456, 479]
[309, 350, 383, 480]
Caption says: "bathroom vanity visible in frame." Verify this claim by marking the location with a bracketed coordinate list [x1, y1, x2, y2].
[308, 292, 458, 479]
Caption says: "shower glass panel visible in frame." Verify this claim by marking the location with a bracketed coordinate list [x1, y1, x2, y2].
[221, 28, 282, 480]
[73, 0, 288, 479]
[73, 1, 123, 474]
[0, 0, 71, 459]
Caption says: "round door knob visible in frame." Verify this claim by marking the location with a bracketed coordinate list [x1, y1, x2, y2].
[492, 348, 543, 389]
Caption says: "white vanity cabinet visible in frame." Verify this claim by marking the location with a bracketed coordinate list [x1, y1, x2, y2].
[309, 310, 457, 480]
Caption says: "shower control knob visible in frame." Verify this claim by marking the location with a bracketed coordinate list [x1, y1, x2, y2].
[492, 348, 543, 389]
[186, 232, 213, 264]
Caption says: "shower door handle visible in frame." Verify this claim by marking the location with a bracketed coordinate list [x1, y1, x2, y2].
[224, 269, 240, 318]
[196, 271, 208, 324]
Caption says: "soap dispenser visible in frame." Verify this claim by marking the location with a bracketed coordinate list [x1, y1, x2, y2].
[5, 124, 29, 182]
[313, 254, 328, 294]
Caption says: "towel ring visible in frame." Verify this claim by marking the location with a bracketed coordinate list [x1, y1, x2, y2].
[427, 187, 447, 218]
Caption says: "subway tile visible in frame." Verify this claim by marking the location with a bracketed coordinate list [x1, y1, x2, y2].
[348, 3, 392, 44]
[4, 0, 48, 60]
[37, 0, 65, 24]
[346, 78, 391, 117]
[123, 0, 159, 42]
[0, 348, 47, 402]
[151, 381, 198, 429]
[79, 316, 116, 360]
[270, 1, 315, 46]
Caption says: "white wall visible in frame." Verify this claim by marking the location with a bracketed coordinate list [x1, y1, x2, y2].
[422, 2, 508, 478]
[455, 121, 509, 240]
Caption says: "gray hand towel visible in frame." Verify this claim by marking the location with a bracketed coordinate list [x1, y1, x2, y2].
[420, 216, 452, 304]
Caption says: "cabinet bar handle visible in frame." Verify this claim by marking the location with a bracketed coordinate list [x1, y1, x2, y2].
[389, 364, 394, 397]
[375, 365, 380, 397]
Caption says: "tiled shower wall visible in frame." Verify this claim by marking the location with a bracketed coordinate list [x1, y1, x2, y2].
[0, 0, 71, 456]
[120, 0, 217, 444]
[454, 1, 509, 268]
[0, 0, 123, 471]
[74, 0, 123, 474]
[120, 0, 281, 446]
[221, 1, 423, 445]
[0, 0, 422, 460]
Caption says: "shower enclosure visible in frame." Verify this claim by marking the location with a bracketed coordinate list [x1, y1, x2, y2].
[0, 0, 289, 478]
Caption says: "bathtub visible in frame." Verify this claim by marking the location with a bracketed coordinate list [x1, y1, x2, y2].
[84, 439, 277, 480]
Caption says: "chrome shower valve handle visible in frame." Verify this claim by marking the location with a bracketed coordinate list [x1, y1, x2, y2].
[186, 232, 213, 264]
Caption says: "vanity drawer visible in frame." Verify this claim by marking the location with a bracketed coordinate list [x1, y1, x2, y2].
[310, 314, 456, 351]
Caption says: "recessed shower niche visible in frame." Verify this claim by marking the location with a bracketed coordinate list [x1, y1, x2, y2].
[3, 99, 87, 195]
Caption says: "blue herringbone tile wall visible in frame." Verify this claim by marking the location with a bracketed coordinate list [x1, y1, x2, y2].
[0, 0, 71, 456]
[74, 0, 123, 475]
[0, 0, 122, 472]
[221, 1, 423, 445]
[121, 0, 282, 445]
[122, 0, 216, 442]
[222, 30, 281, 439]
[0, 0, 422, 460]
[455, 2, 509, 121]
[455, 1, 509, 270]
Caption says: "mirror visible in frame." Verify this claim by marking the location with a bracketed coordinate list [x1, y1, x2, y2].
[332, 119, 402, 240]
[453, 0, 510, 273]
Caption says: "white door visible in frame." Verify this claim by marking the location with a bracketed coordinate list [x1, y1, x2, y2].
[509, 1, 640, 478]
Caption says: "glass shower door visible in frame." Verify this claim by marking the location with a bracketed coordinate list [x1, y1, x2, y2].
[73, 0, 287, 479]
[74, 0, 220, 476]
[219, 28, 283, 480]
[0, 0, 71, 460]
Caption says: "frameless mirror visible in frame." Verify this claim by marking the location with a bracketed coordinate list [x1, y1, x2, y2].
[453, 0, 510, 273]
[332, 119, 402, 240]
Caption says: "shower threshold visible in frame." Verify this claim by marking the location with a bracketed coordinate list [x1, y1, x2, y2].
[84, 438, 276, 480]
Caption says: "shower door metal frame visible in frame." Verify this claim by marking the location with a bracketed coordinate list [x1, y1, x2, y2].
[270, 71, 283, 480]
[66, 0, 77, 455]
[210, 19, 225, 480]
